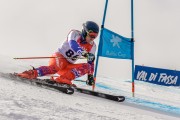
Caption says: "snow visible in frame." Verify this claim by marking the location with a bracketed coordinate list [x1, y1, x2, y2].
[0, 0, 180, 119]
[0, 55, 180, 120]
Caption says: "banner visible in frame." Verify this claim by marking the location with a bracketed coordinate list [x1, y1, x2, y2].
[99, 28, 132, 59]
[134, 65, 180, 86]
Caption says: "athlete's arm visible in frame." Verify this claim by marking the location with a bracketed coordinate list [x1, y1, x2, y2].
[67, 30, 84, 55]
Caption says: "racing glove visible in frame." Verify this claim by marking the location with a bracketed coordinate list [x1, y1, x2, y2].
[86, 74, 95, 86]
[82, 52, 95, 64]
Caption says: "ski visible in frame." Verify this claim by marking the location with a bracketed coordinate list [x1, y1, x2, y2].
[1, 73, 74, 95]
[0, 73, 125, 102]
[75, 87, 125, 102]
[34, 79, 74, 95]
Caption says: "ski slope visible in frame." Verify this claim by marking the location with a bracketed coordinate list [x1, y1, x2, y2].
[0, 55, 180, 120]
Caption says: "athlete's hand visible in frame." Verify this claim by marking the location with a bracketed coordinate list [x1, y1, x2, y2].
[82, 52, 95, 64]
[86, 74, 95, 86]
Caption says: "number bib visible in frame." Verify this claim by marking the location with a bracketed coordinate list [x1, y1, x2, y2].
[57, 30, 96, 63]
[58, 41, 80, 63]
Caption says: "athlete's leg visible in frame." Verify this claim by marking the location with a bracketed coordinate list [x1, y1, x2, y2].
[55, 63, 92, 85]
[37, 52, 70, 76]
[17, 52, 70, 79]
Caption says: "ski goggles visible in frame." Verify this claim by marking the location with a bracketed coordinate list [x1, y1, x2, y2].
[87, 30, 98, 39]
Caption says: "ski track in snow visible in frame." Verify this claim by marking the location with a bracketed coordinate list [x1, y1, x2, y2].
[92, 81, 180, 115]
[0, 55, 180, 120]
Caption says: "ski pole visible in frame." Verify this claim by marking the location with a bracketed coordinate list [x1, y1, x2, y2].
[74, 79, 86, 83]
[13, 56, 86, 60]
[14, 56, 59, 59]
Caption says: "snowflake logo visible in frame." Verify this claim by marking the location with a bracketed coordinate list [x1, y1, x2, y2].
[110, 35, 122, 48]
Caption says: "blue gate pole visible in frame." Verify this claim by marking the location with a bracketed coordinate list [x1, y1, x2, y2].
[131, 0, 135, 97]
[93, 0, 109, 91]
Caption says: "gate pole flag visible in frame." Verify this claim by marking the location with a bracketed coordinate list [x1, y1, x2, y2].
[94, 0, 135, 97]
[98, 28, 132, 59]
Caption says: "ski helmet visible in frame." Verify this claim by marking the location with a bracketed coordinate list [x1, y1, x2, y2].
[82, 21, 99, 38]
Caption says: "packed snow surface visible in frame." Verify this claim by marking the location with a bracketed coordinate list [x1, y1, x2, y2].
[0, 55, 180, 120]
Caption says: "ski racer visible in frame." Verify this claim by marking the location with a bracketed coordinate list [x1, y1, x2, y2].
[17, 21, 99, 86]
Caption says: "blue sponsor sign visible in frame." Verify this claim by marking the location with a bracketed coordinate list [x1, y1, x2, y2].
[134, 65, 180, 86]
